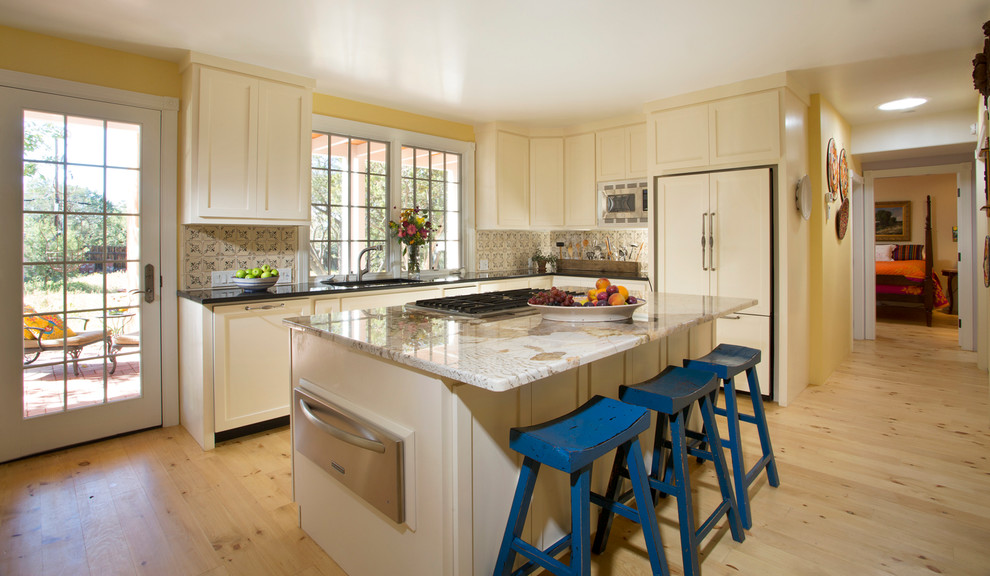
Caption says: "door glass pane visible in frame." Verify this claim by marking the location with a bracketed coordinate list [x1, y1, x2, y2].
[22, 111, 143, 419]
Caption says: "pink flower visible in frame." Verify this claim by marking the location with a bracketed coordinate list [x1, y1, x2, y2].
[406, 223, 417, 235]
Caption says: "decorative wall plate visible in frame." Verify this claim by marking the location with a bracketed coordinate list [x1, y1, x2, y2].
[836, 198, 849, 240]
[984, 235, 989, 288]
[796, 175, 812, 220]
[826, 138, 839, 200]
[838, 149, 849, 202]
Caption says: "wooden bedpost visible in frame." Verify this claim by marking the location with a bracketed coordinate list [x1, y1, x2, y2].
[923, 195, 934, 326]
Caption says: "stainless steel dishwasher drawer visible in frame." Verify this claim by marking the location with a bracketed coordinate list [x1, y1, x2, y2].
[293, 387, 405, 524]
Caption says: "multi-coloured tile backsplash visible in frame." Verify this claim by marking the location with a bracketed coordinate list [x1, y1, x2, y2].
[476, 229, 650, 277]
[182, 225, 297, 289]
[182, 225, 650, 289]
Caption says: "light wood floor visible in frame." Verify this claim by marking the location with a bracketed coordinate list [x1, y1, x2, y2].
[1, 311, 987, 575]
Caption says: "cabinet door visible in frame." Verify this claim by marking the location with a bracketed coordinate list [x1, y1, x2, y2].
[213, 299, 311, 432]
[651, 104, 709, 172]
[496, 132, 530, 227]
[479, 279, 532, 292]
[197, 67, 258, 218]
[313, 297, 341, 314]
[340, 289, 439, 311]
[709, 91, 780, 166]
[625, 123, 647, 178]
[443, 284, 479, 297]
[257, 80, 311, 220]
[595, 127, 626, 182]
[711, 169, 771, 315]
[715, 313, 771, 396]
[529, 138, 564, 227]
[563, 133, 597, 227]
[658, 174, 710, 297]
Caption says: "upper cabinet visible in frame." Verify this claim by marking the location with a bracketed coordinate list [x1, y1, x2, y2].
[476, 127, 530, 229]
[649, 90, 780, 173]
[530, 137, 564, 228]
[596, 124, 647, 182]
[563, 133, 597, 228]
[181, 55, 314, 225]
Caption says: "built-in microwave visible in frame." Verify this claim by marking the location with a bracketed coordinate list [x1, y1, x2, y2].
[598, 179, 649, 227]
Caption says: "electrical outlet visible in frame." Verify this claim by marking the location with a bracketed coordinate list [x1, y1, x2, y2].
[479, 259, 489, 271]
[277, 269, 292, 283]
[211, 271, 229, 287]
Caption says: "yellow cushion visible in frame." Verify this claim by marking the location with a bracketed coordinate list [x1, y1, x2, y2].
[23, 304, 76, 340]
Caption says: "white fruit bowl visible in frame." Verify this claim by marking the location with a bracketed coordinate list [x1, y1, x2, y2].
[232, 276, 278, 292]
[528, 300, 646, 322]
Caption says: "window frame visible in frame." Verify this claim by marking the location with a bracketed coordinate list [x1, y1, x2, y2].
[306, 115, 475, 281]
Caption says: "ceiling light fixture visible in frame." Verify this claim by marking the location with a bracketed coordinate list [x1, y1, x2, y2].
[878, 97, 927, 111]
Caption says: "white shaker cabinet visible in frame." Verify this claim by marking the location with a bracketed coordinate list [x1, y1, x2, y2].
[182, 58, 314, 225]
[563, 133, 597, 228]
[529, 137, 564, 228]
[650, 90, 780, 173]
[212, 298, 312, 432]
[476, 127, 530, 229]
[596, 124, 647, 182]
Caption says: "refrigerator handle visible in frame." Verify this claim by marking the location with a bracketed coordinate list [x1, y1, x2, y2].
[701, 212, 708, 271]
[709, 212, 716, 271]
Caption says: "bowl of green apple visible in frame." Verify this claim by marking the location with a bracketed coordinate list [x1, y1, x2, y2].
[233, 265, 279, 292]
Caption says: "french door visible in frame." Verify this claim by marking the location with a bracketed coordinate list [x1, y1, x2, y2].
[0, 86, 163, 462]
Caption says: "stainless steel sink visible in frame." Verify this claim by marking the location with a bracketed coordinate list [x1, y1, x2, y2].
[320, 278, 421, 288]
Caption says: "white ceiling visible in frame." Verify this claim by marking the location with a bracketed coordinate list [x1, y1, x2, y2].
[1, 0, 987, 130]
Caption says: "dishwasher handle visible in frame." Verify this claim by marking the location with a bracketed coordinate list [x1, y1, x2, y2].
[297, 397, 386, 454]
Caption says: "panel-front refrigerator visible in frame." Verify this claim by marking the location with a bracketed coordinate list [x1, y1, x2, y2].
[656, 167, 773, 396]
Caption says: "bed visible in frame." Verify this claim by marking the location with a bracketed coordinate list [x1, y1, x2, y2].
[875, 196, 948, 326]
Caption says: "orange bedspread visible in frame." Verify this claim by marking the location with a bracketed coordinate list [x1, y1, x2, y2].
[875, 260, 948, 307]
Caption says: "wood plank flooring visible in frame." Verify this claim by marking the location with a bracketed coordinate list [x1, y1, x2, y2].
[1, 310, 987, 575]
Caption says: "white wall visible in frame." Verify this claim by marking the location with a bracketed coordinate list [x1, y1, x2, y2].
[853, 110, 977, 156]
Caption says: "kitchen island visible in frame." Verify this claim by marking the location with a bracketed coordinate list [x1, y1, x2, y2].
[284, 292, 754, 576]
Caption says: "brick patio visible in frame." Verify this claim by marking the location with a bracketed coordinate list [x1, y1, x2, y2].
[22, 349, 141, 418]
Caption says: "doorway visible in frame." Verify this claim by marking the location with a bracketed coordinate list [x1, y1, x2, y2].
[0, 86, 163, 462]
[857, 163, 975, 349]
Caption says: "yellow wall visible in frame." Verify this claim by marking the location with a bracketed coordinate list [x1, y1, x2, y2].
[0, 25, 182, 97]
[313, 93, 474, 142]
[808, 94, 854, 385]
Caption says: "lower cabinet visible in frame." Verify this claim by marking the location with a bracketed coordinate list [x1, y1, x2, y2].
[213, 298, 312, 432]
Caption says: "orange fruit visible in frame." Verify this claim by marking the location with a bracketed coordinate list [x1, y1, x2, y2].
[595, 277, 611, 290]
[587, 288, 599, 301]
[617, 285, 629, 299]
[608, 293, 626, 306]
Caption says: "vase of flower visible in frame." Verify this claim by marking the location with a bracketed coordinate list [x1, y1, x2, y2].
[407, 244, 421, 279]
[389, 207, 432, 280]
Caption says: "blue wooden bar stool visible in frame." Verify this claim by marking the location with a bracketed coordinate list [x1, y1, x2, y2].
[492, 395, 669, 576]
[684, 343, 780, 530]
[593, 366, 744, 576]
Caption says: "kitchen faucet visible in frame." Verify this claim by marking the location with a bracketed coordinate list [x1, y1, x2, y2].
[357, 245, 382, 282]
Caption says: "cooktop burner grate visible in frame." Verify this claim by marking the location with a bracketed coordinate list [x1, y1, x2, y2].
[409, 288, 573, 317]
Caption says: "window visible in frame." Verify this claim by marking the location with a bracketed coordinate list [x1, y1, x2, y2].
[400, 146, 460, 271]
[308, 116, 473, 280]
[310, 134, 389, 277]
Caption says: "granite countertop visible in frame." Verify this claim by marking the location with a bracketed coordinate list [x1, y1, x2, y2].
[177, 270, 652, 305]
[283, 292, 755, 392]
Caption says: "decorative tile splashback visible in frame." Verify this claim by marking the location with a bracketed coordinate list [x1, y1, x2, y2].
[182, 225, 297, 289]
[476, 229, 649, 276]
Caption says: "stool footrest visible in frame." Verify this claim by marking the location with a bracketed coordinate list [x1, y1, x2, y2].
[696, 500, 735, 543]
[744, 453, 776, 487]
[510, 534, 571, 576]
[590, 492, 645, 525]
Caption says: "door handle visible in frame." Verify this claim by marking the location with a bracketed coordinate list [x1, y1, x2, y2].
[709, 212, 716, 271]
[128, 264, 155, 303]
[701, 212, 708, 271]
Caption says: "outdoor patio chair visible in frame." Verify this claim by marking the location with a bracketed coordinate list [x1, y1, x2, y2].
[23, 310, 114, 376]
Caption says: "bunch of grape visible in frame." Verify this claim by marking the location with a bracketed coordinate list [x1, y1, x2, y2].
[528, 287, 577, 307]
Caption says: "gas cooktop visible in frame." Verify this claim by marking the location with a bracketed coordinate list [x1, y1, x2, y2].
[406, 288, 555, 318]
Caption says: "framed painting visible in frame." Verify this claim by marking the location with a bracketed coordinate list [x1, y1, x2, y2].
[875, 201, 911, 242]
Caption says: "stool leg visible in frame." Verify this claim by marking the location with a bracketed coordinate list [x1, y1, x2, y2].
[721, 376, 752, 530]
[571, 467, 593, 576]
[493, 456, 541, 576]
[652, 413, 670, 503]
[625, 438, 670, 576]
[592, 443, 628, 554]
[669, 410, 700, 576]
[699, 393, 745, 544]
[745, 367, 780, 488]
